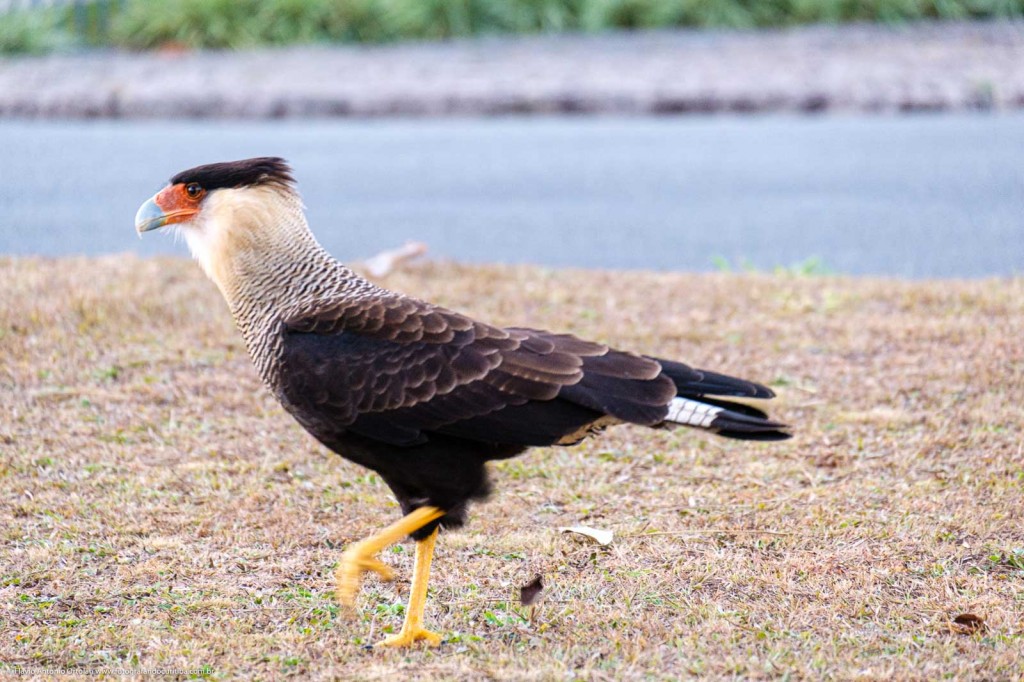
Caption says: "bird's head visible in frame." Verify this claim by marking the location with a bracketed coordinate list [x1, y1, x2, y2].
[136, 157, 311, 294]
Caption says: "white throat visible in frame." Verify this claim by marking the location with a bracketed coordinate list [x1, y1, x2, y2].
[182, 185, 321, 303]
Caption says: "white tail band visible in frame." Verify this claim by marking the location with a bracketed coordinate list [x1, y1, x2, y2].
[664, 397, 723, 428]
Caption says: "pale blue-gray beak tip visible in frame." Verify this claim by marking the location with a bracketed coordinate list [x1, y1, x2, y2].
[135, 197, 168, 234]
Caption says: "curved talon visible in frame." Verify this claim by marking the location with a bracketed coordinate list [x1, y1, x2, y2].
[378, 626, 443, 647]
[336, 541, 395, 606]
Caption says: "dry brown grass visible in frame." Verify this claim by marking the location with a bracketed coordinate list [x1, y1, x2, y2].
[1, 255, 1022, 681]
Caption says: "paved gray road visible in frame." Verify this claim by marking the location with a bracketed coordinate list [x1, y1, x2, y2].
[1, 115, 1021, 277]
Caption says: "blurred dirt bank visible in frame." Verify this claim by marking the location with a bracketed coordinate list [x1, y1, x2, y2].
[0, 21, 1021, 118]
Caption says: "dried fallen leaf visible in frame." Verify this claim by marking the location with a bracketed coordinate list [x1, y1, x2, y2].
[949, 613, 986, 634]
[519, 575, 544, 606]
[559, 526, 614, 546]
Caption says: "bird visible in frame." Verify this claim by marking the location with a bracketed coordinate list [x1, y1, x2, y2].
[135, 157, 790, 647]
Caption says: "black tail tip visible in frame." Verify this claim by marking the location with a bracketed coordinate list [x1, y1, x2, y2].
[716, 429, 792, 442]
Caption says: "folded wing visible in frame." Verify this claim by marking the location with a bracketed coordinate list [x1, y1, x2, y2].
[277, 295, 679, 447]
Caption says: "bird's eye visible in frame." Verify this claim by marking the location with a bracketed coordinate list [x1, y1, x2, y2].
[185, 183, 203, 199]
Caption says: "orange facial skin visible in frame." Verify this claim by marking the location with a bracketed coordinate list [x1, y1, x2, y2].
[154, 183, 205, 225]
[137, 183, 207, 233]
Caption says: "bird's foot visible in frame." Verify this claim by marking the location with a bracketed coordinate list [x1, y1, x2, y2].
[377, 625, 443, 648]
[336, 540, 395, 606]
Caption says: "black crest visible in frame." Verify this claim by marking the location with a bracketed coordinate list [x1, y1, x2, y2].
[170, 157, 294, 191]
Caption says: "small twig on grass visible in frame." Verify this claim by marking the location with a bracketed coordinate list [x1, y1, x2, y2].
[718, 615, 761, 633]
[361, 242, 428, 278]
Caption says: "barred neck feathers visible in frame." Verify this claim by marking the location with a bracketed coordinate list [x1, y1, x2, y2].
[182, 183, 369, 344]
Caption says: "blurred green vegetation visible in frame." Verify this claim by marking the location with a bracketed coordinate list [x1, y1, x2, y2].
[1, 1, 119, 54]
[0, 8, 66, 54]
[1, 0, 1022, 53]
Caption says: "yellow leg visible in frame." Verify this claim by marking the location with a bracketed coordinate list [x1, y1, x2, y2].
[335, 507, 445, 641]
[378, 527, 442, 647]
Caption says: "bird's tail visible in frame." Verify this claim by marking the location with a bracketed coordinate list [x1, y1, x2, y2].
[663, 395, 790, 441]
[654, 358, 791, 441]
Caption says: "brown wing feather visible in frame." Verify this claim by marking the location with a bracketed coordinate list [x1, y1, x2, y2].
[276, 294, 673, 448]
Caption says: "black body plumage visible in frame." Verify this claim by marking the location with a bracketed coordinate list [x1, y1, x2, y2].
[271, 292, 789, 539]
[161, 157, 791, 541]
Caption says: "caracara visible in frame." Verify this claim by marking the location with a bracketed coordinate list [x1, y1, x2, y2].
[135, 157, 790, 647]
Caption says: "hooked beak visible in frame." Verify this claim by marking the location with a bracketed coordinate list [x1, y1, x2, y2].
[135, 184, 201, 235]
[134, 197, 167, 233]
